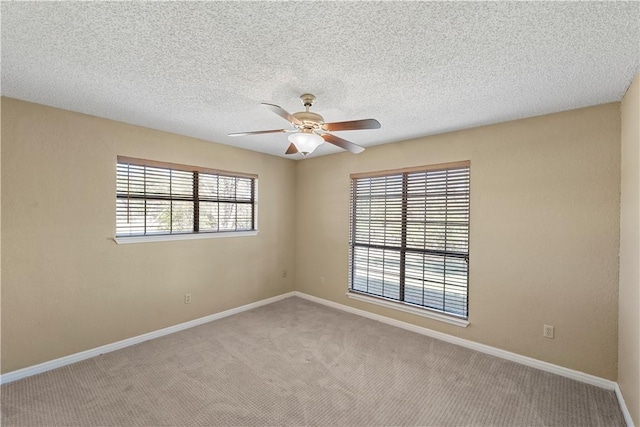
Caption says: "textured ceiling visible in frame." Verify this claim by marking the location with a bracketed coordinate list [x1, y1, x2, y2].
[2, 2, 639, 159]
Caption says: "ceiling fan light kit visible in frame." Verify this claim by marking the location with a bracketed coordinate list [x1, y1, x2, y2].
[229, 93, 381, 156]
[288, 129, 324, 155]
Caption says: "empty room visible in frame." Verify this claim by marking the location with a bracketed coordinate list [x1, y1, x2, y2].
[1, 2, 639, 426]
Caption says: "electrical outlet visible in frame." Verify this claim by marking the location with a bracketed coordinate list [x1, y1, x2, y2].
[320, 276, 326, 285]
[185, 293, 191, 304]
[543, 324, 554, 339]
[282, 270, 288, 278]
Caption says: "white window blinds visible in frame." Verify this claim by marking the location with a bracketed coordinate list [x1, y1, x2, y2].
[350, 162, 470, 318]
[116, 157, 256, 237]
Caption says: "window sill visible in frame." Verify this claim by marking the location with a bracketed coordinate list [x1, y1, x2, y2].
[114, 230, 258, 244]
[346, 291, 469, 328]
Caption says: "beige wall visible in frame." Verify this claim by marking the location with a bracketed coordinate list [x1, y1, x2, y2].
[1, 98, 296, 373]
[1, 97, 2, 373]
[295, 103, 621, 380]
[619, 71, 640, 426]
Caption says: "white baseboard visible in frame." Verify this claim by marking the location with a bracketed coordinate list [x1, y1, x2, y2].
[293, 291, 616, 390]
[0, 291, 295, 385]
[615, 383, 636, 427]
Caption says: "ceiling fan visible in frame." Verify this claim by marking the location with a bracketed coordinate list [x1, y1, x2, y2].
[228, 94, 381, 156]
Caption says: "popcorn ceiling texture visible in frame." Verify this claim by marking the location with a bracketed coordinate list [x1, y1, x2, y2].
[1, 2, 639, 158]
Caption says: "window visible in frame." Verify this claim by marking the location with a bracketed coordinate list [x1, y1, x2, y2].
[116, 156, 256, 238]
[349, 161, 470, 319]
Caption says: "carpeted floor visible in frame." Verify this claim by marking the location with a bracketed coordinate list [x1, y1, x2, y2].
[1, 297, 625, 426]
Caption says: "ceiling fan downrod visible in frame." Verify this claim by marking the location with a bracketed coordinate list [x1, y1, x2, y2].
[299, 93, 316, 111]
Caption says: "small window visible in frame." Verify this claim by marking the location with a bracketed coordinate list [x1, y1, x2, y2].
[349, 161, 470, 319]
[116, 156, 256, 237]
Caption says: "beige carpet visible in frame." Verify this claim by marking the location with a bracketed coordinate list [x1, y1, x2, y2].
[1, 297, 624, 426]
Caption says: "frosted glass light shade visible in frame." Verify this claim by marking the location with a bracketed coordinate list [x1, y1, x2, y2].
[288, 131, 323, 155]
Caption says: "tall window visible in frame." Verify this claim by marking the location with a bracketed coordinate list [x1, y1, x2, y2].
[349, 161, 470, 318]
[116, 156, 256, 237]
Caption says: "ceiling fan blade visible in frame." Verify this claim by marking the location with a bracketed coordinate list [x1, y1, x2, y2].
[285, 143, 299, 155]
[321, 133, 365, 154]
[228, 129, 292, 137]
[262, 103, 303, 125]
[323, 118, 381, 132]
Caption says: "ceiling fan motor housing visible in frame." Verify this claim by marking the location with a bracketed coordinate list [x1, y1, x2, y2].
[293, 94, 324, 130]
[292, 111, 324, 130]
